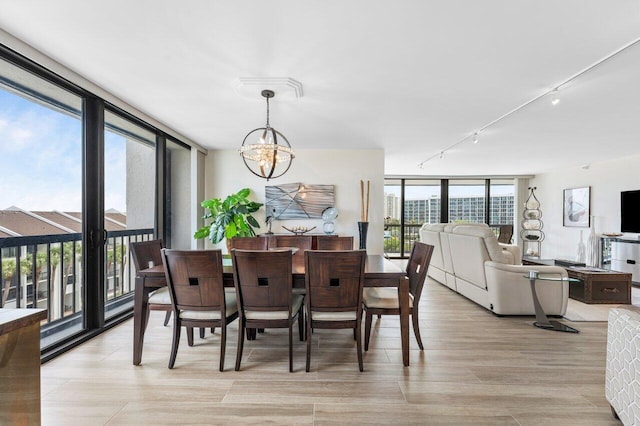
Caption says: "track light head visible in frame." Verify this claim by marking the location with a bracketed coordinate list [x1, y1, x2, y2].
[473, 132, 479, 144]
[439, 151, 445, 160]
[551, 89, 560, 106]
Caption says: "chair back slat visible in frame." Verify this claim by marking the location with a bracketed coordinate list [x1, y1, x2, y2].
[269, 235, 312, 255]
[228, 237, 269, 250]
[305, 250, 365, 312]
[406, 242, 434, 301]
[316, 236, 354, 250]
[161, 249, 226, 312]
[232, 249, 293, 312]
[131, 239, 164, 272]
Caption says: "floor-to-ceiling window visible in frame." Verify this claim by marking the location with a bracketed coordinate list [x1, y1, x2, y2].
[0, 45, 193, 356]
[0, 54, 85, 347]
[166, 139, 191, 249]
[384, 178, 516, 258]
[103, 110, 156, 319]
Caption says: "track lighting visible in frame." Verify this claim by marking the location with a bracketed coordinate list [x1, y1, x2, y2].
[416, 36, 640, 169]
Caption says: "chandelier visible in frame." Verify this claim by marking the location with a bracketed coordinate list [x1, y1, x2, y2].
[239, 90, 294, 180]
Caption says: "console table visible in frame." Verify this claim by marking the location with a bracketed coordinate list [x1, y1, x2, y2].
[523, 257, 632, 304]
[0, 308, 46, 424]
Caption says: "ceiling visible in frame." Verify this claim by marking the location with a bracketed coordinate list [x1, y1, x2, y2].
[0, 1, 639, 176]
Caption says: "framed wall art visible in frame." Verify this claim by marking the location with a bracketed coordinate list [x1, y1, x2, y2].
[563, 186, 590, 227]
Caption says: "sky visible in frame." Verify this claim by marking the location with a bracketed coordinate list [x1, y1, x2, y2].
[385, 183, 515, 199]
[0, 87, 127, 212]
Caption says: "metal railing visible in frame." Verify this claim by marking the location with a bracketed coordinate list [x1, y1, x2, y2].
[0, 228, 153, 331]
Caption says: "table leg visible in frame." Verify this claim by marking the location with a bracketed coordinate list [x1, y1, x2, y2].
[133, 276, 151, 365]
[528, 277, 579, 333]
[398, 276, 410, 366]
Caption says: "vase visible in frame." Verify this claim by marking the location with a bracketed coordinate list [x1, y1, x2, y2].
[576, 230, 586, 263]
[358, 221, 369, 250]
[586, 216, 599, 267]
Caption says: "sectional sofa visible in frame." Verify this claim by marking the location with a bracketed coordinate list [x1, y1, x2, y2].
[420, 223, 568, 316]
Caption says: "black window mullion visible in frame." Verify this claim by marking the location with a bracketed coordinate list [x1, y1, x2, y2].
[83, 96, 105, 330]
[441, 179, 449, 223]
[485, 179, 491, 225]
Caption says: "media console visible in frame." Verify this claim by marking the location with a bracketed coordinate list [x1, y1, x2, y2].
[600, 237, 640, 285]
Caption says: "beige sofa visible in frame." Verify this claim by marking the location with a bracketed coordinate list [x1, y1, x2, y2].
[420, 223, 568, 316]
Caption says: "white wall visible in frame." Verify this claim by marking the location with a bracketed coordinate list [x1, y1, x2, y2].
[530, 154, 640, 260]
[204, 149, 385, 254]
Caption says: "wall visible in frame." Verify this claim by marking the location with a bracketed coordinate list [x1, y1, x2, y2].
[530, 154, 640, 260]
[204, 149, 385, 254]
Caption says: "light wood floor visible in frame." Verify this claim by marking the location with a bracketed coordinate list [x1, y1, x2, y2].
[41, 279, 620, 425]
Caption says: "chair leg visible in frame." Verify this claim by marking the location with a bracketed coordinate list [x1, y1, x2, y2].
[235, 320, 245, 371]
[377, 314, 381, 319]
[411, 309, 424, 351]
[168, 319, 181, 369]
[211, 327, 215, 334]
[163, 310, 171, 326]
[306, 318, 312, 372]
[219, 322, 226, 372]
[289, 322, 294, 373]
[298, 308, 305, 341]
[187, 327, 194, 347]
[364, 311, 373, 351]
[356, 322, 363, 372]
[199, 328, 205, 339]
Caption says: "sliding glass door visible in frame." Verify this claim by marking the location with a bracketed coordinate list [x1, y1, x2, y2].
[0, 55, 85, 346]
[103, 110, 156, 319]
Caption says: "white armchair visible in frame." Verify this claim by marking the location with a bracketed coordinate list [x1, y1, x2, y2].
[606, 308, 640, 425]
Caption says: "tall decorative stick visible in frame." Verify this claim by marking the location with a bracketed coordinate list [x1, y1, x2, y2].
[360, 180, 365, 222]
[365, 180, 370, 222]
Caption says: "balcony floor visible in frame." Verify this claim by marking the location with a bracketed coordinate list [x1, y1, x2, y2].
[41, 279, 617, 425]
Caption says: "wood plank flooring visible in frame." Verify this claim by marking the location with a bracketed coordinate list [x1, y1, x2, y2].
[40, 278, 620, 425]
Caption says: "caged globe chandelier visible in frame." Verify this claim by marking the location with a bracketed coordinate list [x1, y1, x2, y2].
[239, 89, 295, 180]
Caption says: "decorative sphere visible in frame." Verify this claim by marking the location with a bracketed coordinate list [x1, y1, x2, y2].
[323, 222, 335, 234]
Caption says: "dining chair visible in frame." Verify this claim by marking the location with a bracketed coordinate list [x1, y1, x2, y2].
[316, 236, 354, 250]
[130, 239, 172, 327]
[363, 242, 434, 351]
[304, 250, 366, 372]
[269, 235, 312, 294]
[497, 225, 513, 244]
[228, 236, 269, 250]
[232, 249, 304, 372]
[161, 249, 238, 371]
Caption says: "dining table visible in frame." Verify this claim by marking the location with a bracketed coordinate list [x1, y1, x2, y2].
[132, 254, 411, 366]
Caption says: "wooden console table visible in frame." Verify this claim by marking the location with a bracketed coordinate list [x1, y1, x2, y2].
[0, 308, 46, 424]
[523, 257, 632, 304]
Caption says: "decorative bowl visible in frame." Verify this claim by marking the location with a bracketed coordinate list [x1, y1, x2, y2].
[282, 225, 317, 235]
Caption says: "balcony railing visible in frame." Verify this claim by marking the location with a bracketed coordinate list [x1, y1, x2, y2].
[0, 228, 153, 337]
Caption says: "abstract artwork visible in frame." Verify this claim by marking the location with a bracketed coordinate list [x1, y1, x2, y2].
[563, 186, 590, 227]
[265, 183, 335, 219]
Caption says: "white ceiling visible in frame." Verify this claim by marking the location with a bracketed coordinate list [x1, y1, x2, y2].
[1, 1, 639, 176]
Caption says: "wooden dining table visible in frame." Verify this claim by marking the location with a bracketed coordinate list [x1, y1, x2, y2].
[133, 254, 411, 366]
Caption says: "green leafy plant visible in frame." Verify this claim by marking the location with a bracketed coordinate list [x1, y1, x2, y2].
[194, 188, 263, 244]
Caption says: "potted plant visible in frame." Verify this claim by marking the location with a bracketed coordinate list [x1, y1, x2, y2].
[194, 188, 263, 245]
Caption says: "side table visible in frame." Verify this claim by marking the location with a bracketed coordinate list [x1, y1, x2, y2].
[524, 271, 580, 333]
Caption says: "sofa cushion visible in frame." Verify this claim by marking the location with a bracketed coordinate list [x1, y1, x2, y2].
[451, 225, 510, 264]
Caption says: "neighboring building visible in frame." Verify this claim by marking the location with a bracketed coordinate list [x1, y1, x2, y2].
[385, 194, 514, 225]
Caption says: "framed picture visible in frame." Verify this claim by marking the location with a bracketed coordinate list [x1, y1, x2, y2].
[563, 187, 591, 227]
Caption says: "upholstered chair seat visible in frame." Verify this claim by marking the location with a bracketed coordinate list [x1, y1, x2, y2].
[148, 287, 172, 305]
[363, 287, 415, 309]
